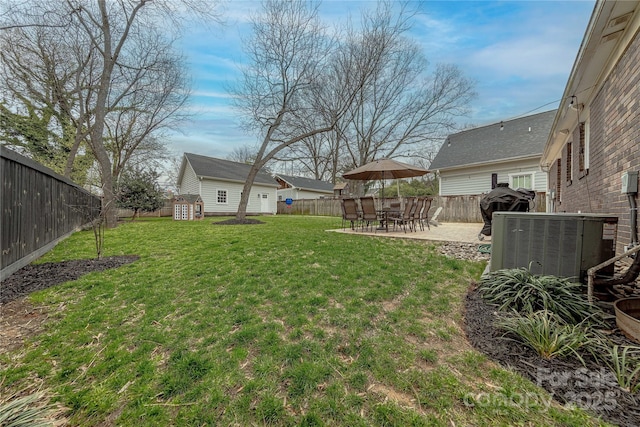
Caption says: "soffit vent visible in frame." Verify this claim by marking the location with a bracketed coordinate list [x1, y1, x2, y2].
[608, 11, 634, 28]
[601, 29, 624, 44]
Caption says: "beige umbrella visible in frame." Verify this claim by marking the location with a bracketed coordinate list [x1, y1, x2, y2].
[343, 158, 429, 203]
[343, 158, 429, 181]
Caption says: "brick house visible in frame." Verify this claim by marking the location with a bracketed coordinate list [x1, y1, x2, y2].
[541, 0, 640, 254]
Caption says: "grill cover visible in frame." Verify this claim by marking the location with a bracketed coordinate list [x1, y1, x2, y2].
[479, 184, 535, 236]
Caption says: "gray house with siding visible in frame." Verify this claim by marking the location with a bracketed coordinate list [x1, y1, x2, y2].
[274, 174, 334, 200]
[430, 110, 555, 199]
[177, 153, 278, 215]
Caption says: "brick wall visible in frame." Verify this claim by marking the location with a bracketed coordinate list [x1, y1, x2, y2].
[554, 28, 640, 253]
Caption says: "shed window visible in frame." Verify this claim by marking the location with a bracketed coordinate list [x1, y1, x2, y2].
[217, 190, 227, 204]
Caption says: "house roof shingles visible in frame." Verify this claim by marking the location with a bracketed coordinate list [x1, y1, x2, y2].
[174, 194, 202, 204]
[429, 109, 557, 171]
[184, 153, 278, 187]
[275, 174, 334, 193]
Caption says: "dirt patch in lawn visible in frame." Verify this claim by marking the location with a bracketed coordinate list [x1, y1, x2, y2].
[213, 218, 265, 225]
[1, 255, 138, 354]
[464, 284, 640, 427]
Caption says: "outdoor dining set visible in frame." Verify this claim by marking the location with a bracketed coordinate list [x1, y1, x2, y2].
[340, 196, 432, 233]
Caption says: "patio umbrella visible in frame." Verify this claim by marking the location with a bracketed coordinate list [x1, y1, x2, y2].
[342, 158, 429, 204]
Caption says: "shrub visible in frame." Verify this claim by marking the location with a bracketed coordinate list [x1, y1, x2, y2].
[478, 267, 601, 325]
[599, 344, 640, 393]
[497, 310, 594, 363]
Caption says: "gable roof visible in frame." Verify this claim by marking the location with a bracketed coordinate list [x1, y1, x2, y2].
[333, 182, 348, 190]
[182, 153, 278, 187]
[430, 109, 557, 171]
[174, 194, 202, 204]
[274, 174, 334, 193]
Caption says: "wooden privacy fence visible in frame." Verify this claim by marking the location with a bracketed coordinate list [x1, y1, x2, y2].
[278, 198, 343, 216]
[117, 202, 174, 219]
[277, 193, 546, 222]
[1, 147, 101, 279]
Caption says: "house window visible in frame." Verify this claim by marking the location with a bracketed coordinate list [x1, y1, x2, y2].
[556, 159, 562, 202]
[566, 141, 572, 183]
[579, 120, 589, 174]
[510, 173, 533, 189]
[217, 189, 227, 204]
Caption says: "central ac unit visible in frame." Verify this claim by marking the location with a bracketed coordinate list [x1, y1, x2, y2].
[490, 212, 618, 282]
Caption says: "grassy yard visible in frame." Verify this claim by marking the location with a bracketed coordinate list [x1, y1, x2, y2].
[0, 216, 609, 426]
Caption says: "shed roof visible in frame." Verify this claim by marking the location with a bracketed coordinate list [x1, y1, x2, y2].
[174, 194, 202, 204]
[183, 153, 278, 187]
[275, 174, 334, 193]
[430, 109, 557, 171]
[333, 182, 348, 190]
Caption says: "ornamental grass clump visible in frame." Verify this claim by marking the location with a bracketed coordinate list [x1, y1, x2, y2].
[478, 267, 601, 325]
[599, 344, 640, 393]
[498, 310, 594, 363]
[0, 391, 59, 427]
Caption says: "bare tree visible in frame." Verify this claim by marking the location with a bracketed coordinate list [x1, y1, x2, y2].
[231, 0, 390, 220]
[274, 131, 339, 181]
[339, 2, 476, 169]
[1, 0, 223, 228]
[103, 47, 191, 185]
[227, 145, 259, 165]
[230, 0, 336, 220]
[272, 2, 475, 180]
[0, 22, 94, 184]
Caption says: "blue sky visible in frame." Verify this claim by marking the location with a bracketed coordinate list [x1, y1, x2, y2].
[167, 0, 596, 160]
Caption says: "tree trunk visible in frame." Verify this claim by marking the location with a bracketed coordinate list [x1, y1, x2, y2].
[236, 166, 263, 221]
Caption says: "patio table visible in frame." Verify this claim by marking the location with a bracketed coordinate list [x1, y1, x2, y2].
[377, 207, 400, 232]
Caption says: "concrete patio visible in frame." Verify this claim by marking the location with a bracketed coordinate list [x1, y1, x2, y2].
[331, 221, 490, 244]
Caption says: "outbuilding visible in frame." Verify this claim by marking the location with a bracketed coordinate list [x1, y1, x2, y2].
[173, 194, 204, 220]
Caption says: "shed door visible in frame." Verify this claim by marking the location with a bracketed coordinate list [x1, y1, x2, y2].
[174, 204, 181, 220]
[260, 193, 270, 213]
[182, 204, 189, 220]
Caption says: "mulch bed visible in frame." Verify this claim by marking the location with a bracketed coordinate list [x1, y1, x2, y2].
[464, 284, 640, 427]
[213, 218, 265, 225]
[1, 255, 139, 304]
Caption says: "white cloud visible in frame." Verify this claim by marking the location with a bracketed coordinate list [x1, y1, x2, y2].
[167, 0, 595, 154]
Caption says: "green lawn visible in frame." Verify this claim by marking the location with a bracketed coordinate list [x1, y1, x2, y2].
[0, 216, 609, 426]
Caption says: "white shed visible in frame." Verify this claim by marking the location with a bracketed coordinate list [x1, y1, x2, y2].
[177, 153, 279, 215]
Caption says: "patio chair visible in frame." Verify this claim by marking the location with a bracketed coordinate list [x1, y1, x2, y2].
[341, 198, 360, 230]
[389, 197, 415, 233]
[359, 196, 379, 232]
[410, 197, 424, 232]
[417, 197, 432, 231]
[421, 197, 433, 230]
